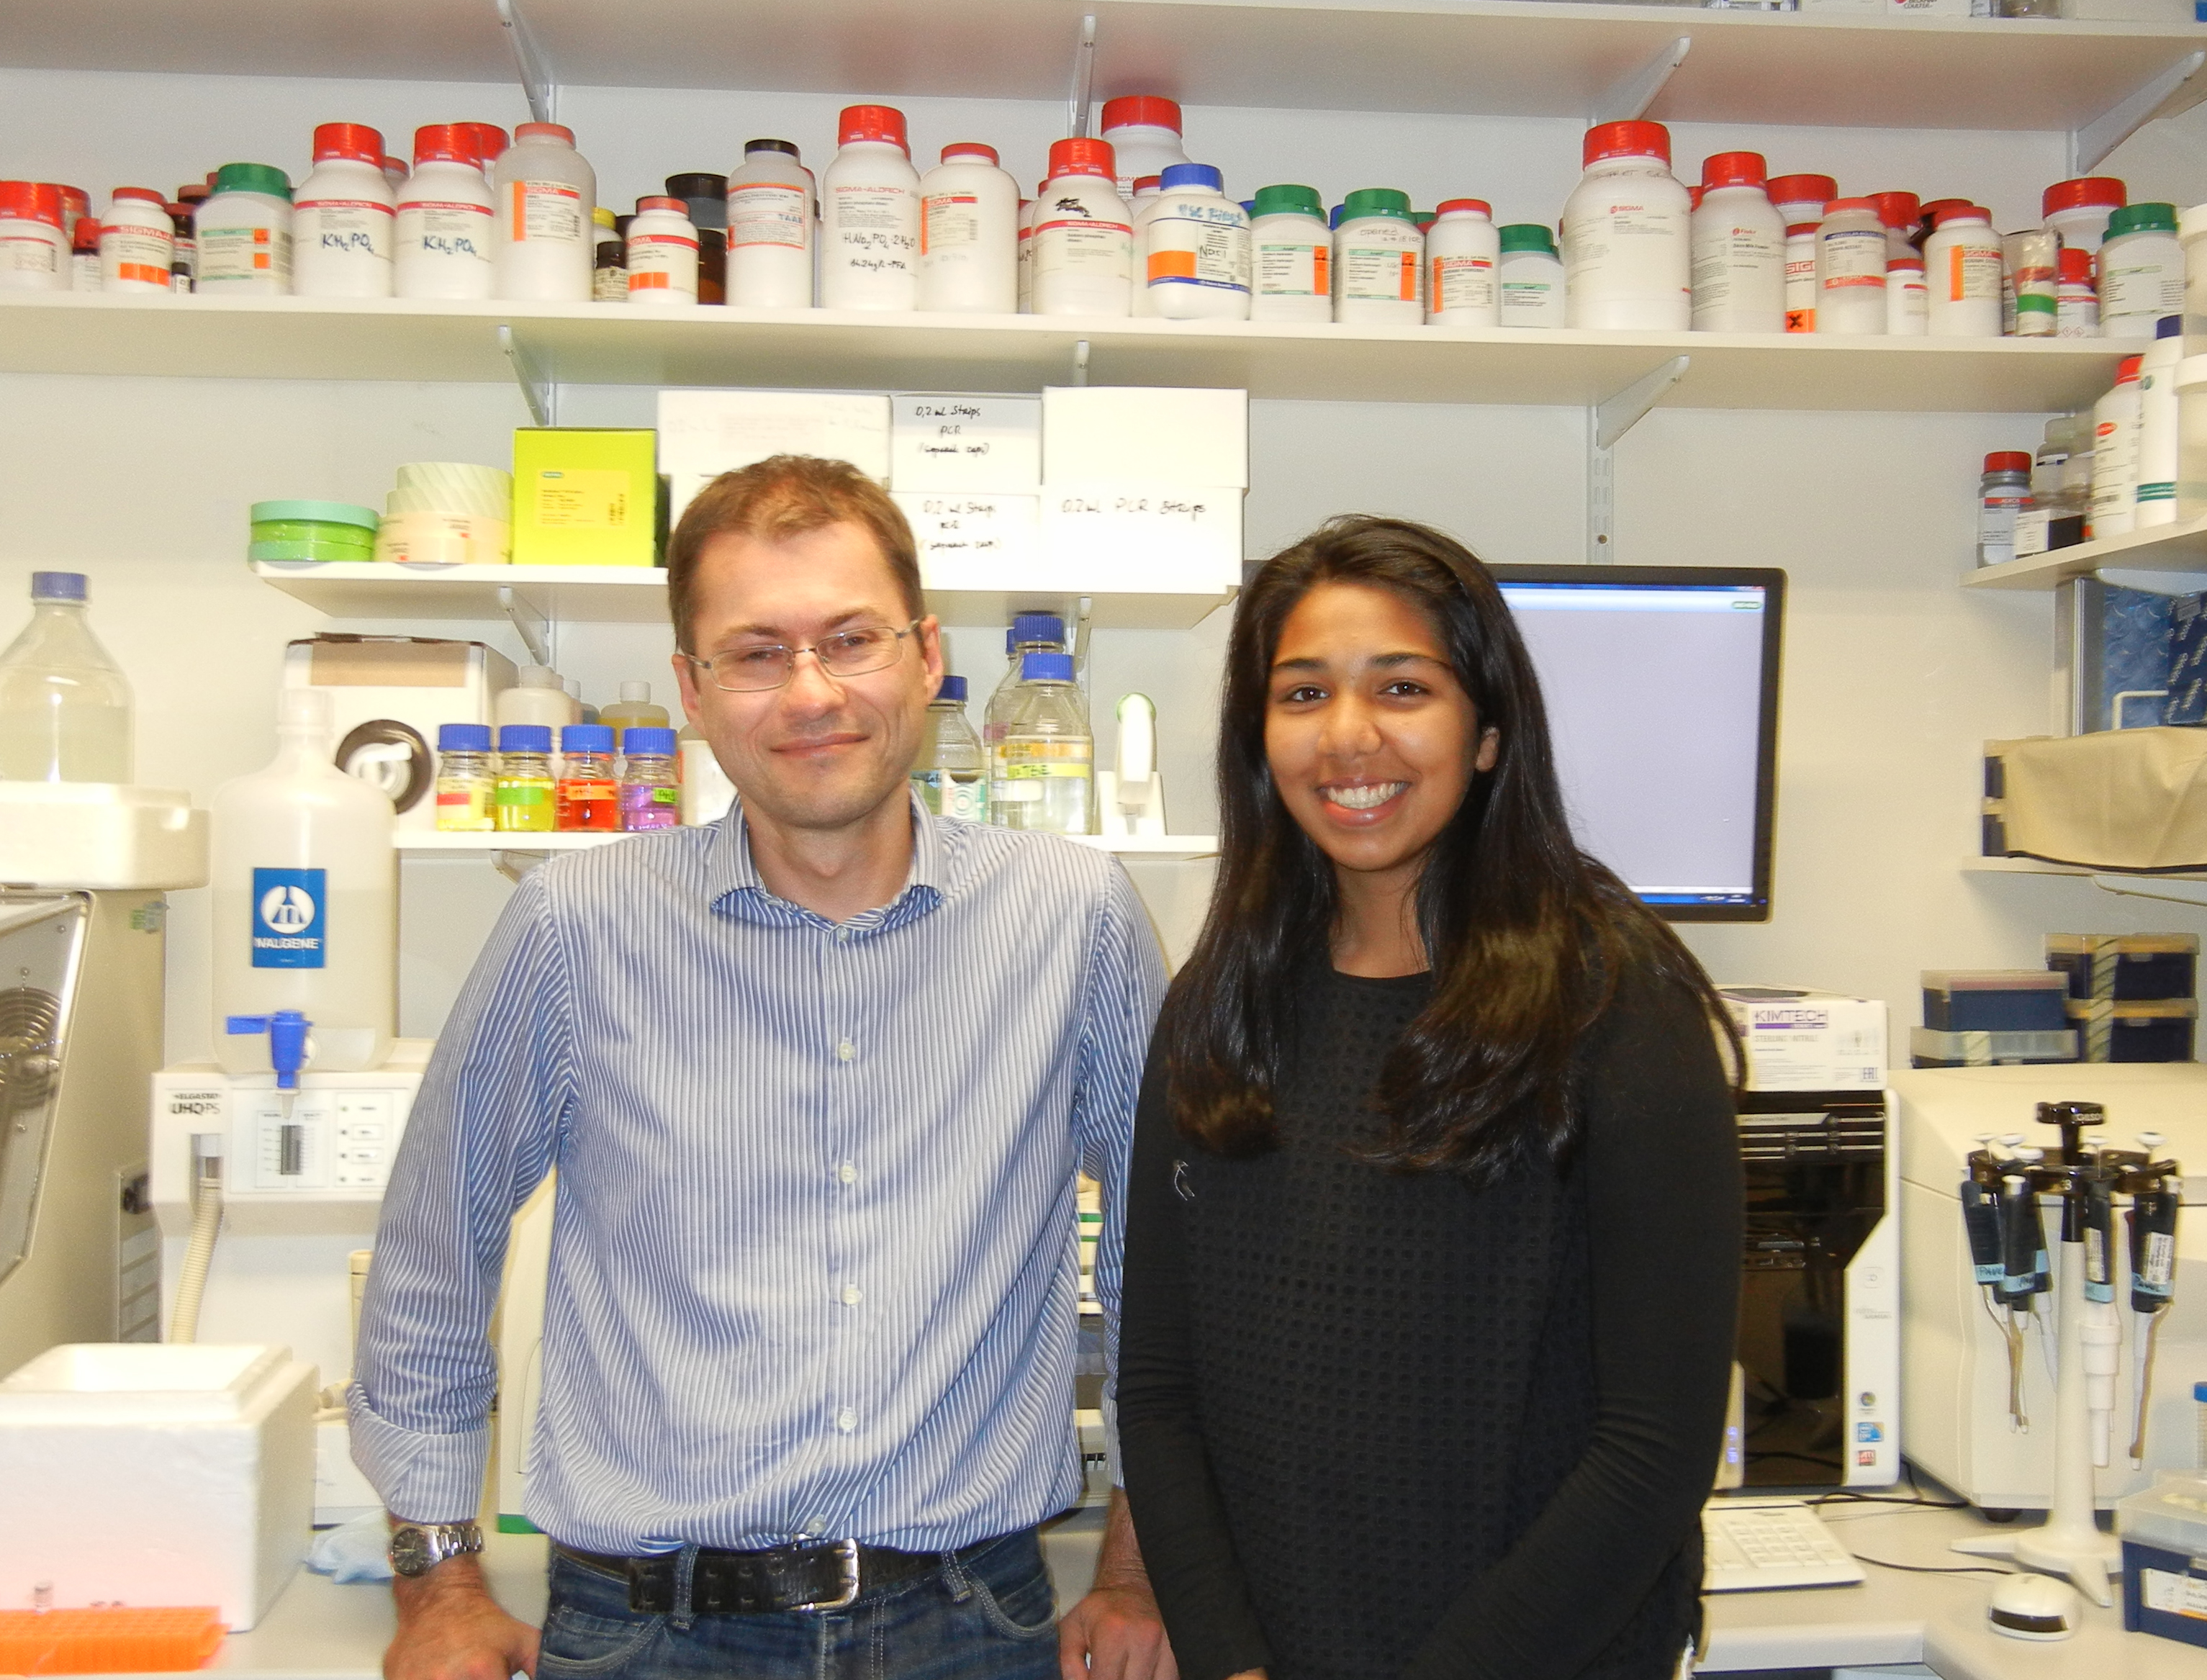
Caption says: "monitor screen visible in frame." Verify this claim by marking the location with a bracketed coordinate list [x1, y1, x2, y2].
[1489, 565, 1785, 922]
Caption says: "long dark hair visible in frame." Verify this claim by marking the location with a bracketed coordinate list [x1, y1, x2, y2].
[1166, 515, 1738, 1186]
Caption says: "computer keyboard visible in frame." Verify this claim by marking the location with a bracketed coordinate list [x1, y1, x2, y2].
[1702, 1499, 1867, 1592]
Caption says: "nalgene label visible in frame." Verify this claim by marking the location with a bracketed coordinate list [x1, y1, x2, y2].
[251, 867, 327, 969]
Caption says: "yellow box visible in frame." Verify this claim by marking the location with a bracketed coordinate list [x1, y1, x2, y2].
[510, 428, 659, 567]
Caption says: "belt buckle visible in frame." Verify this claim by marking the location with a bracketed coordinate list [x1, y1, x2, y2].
[792, 1537, 860, 1612]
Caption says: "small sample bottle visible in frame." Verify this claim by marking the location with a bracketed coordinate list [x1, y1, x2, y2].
[1977, 451, 2034, 569]
[1497, 224, 1564, 327]
[99, 187, 176, 294]
[167, 199, 197, 291]
[2005, 227, 2058, 337]
[1690, 152, 1784, 334]
[494, 122, 597, 303]
[2136, 314, 2185, 528]
[626, 197, 700, 304]
[1127, 174, 1166, 317]
[1333, 187, 1424, 325]
[664, 172, 728, 304]
[2098, 202, 2183, 340]
[194, 162, 294, 294]
[2089, 354, 2146, 540]
[1016, 192, 1037, 310]
[911, 674, 988, 823]
[70, 216, 100, 290]
[1032, 137, 1134, 317]
[1146, 163, 1250, 320]
[1248, 184, 1331, 324]
[821, 104, 921, 311]
[919, 143, 1019, 314]
[1768, 174, 1836, 333]
[1563, 120, 1689, 331]
[493, 723, 556, 833]
[598, 679, 672, 746]
[434, 721, 496, 831]
[1886, 256, 1928, 336]
[726, 138, 815, 309]
[2056, 248, 2100, 338]
[1923, 205, 2003, 338]
[1813, 199, 1887, 337]
[994, 653, 1093, 834]
[1098, 96, 1190, 199]
[592, 206, 626, 301]
[1426, 199, 1499, 327]
[555, 723, 620, 831]
[395, 125, 495, 300]
[56, 186, 89, 247]
[618, 726, 681, 831]
[292, 122, 395, 299]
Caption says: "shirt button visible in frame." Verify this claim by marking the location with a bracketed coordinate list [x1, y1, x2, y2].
[836, 927, 851, 943]
[836, 1039, 854, 1062]
[836, 1408, 857, 1433]
[837, 1162, 857, 1186]
[841, 1283, 862, 1306]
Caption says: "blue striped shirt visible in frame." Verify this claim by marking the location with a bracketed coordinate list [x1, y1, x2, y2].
[348, 795, 1168, 1554]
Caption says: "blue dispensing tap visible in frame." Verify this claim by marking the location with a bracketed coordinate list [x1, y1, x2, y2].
[225, 1009, 312, 1092]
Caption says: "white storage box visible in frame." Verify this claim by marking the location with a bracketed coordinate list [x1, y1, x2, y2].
[283, 636, 515, 834]
[894, 492, 1042, 591]
[1718, 985, 1889, 1093]
[0, 1342, 316, 1630]
[0, 782, 207, 888]
[658, 389, 892, 525]
[1039, 486, 1244, 594]
[890, 394, 1042, 492]
[1041, 387, 1249, 488]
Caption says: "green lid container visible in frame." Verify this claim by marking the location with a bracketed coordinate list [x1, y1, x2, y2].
[2108, 201, 2177, 237]
[212, 162, 293, 203]
[1340, 187, 1415, 225]
[1250, 183, 1324, 220]
[248, 500, 379, 565]
[1498, 223, 1558, 256]
[251, 500, 379, 530]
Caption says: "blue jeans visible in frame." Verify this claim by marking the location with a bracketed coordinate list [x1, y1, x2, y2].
[536, 1530, 1060, 1680]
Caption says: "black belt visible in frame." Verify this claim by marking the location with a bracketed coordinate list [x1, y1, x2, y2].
[556, 1533, 995, 1615]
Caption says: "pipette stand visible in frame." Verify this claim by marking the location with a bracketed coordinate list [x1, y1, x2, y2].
[1096, 769, 1166, 839]
[1951, 1232, 2123, 1605]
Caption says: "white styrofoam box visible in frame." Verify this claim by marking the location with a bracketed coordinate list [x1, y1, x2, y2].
[893, 492, 1042, 592]
[282, 636, 515, 834]
[1883, 0, 1969, 13]
[1041, 387, 1249, 489]
[0, 1342, 316, 1630]
[1718, 986, 1890, 1093]
[657, 389, 893, 525]
[890, 394, 1043, 493]
[0, 782, 207, 888]
[1039, 487, 1245, 594]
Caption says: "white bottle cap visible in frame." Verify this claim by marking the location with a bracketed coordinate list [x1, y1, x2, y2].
[276, 687, 333, 729]
[518, 664, 560, 688]
[620, 679, 650, 702]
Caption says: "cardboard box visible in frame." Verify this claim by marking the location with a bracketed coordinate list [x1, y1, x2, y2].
[1041, 387, 1249, 488]
[511, 428, 658, 567]
[893, 492, 1042, 592]
[890, 394, 1042, 492]
[656, 389, 892, 524]
[1038, 486, 1244, 594]
[1718, 987, 1888, 1092]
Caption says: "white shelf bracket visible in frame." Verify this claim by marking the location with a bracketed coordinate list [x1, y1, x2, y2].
[1071, 338, 1091, 387]
[498, 323, 554, 427]
[1067, 13, 1099, 137]
[497, 584, 552, 667]
[495, 0, 558, 125]
[1591, 36, 1690, 126]
[2070, 49, 2206, 175]
[1586, 355, 1688, 564]
[2088, 872, 2207, 908]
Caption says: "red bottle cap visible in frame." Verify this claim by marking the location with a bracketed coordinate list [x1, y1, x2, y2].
[838, 104, 909, 150]
[1985, 451, 2033, 474]
[515, 122, 575, 145]
[1767, 174, 1838, 208]
[1583, 119, 1669, 166]
[55, 186, 88, 217]
[1689, 185, 1704, 209]
[456, 122, 510, 165]
[71, 218, 99, 252]
[1132, 175, 1163, 194]
[2043, 177, 2126, 219]
[942, 143, 999, 165]
[177, 184, 209, 205]
[1918, 197, 1971, 224]
[1436, 197, 1491, 217]
[1933, 203, 1990, 228]
[1701, 150, 1767, 189]
[312, 123, 385, 165]
[383, 156, 407, 177]
[1869, 191, 1920, 227]
[0, 181, 64, 227]
[2118, 354, 2143, 381]
[1889, 256, 1924, 273]
[1047, 137, 1116, 181]
[636, 196, 687, 214]
[1099, 96, 1181, 133]
[413, 124, 473, 166]
[2057, 247, 2095, 282]
[109, 186, 166, 206]
[1827, 197, 1877, 214]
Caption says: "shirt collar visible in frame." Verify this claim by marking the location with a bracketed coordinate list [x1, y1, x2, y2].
[708, 788, 947, 931]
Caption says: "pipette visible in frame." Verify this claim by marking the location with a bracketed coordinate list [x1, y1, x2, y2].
[2126, 1132, 2180, 1464]
[2077, 1144, 2122, 1466]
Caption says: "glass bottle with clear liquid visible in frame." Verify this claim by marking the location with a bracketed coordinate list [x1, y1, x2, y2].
[984, 613, 1065, 790]
[911, 674, 987, 823]
[994, 652, 1093, 834]
[0, 571, 132, 782]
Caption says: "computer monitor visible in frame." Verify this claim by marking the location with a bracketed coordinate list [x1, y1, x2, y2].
[1489, 565, 1785, 923]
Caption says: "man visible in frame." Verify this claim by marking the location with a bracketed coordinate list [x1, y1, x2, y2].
[351, 453, 1176, 1680]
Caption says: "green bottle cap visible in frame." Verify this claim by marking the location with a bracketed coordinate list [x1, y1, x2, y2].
[1340, 186, 1414, 225]
[1250, 183, 1324, 220]
[251, 500, 382, 530]
[1498, 223, 1558, 256]
[2108, 201, 2177, 237]
[212, 162, 293, 202]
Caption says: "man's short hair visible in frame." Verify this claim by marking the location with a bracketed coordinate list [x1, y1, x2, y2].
[664, 454, 924, 653]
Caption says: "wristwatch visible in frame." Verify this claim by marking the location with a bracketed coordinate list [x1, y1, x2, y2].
[388, 1519, 485, 1578]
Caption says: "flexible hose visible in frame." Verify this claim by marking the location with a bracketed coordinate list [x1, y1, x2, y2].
[168, 1157, 222, 1344]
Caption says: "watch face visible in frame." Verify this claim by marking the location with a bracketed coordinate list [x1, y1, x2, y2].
[390, 1527, 435, 1576]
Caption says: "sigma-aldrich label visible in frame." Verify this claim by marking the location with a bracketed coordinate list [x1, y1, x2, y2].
[251, 866, 327, 968]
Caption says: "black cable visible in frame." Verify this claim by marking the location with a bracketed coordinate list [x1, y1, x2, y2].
[1854, 1554, 2018, 1579]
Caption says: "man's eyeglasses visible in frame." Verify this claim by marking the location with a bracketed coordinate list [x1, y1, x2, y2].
[685, 620, 921, 693]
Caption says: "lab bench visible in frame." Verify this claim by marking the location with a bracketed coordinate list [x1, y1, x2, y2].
[166, 1501, 2191, 1680]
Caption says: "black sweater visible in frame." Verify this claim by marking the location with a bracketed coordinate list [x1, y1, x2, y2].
[1117, 962, 1742, 1680]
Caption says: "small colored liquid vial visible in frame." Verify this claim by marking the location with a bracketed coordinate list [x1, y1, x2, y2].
[434, 725, 496, 831]
[494, 726, 556, 834]
[555, 726, 620, 831]
[619, 731, 681, 831]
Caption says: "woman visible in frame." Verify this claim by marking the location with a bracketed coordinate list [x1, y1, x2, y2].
[1117, 517, 1743, 1680]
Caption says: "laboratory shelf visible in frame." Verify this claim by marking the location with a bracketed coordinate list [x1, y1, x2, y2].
[252, 562, 1236, 631]
[7, 294, 2127, 415]
[6, 0, 2203, 132]
[1964, 515, 2207, 591]
[404, 830, 1219, 858]
[1964, 856, 2207, 903]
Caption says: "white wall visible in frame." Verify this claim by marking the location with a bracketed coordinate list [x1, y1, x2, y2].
[3, 67, 2204, 1071]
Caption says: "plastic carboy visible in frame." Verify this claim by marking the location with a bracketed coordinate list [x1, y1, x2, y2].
[212, 687, 396, 1075]
[0, 571, 133, 782]
[994, 652, 1093, 834]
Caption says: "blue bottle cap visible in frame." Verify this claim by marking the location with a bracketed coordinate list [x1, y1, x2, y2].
[561, 723, 615, 754]
[1160, 162, 1224, 194]
[30, 572, 86, 602]
[937, 674, 968, 703]
[1011, 613, 1064, 644]
[498, 724, 553, 754]
[1022, 652, 1075, 682]
[1329, 203, 1344, 229]
[623, 726, 677, 755]
[439, 722, 493, 753]
[2158, 313, 2185, 338]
